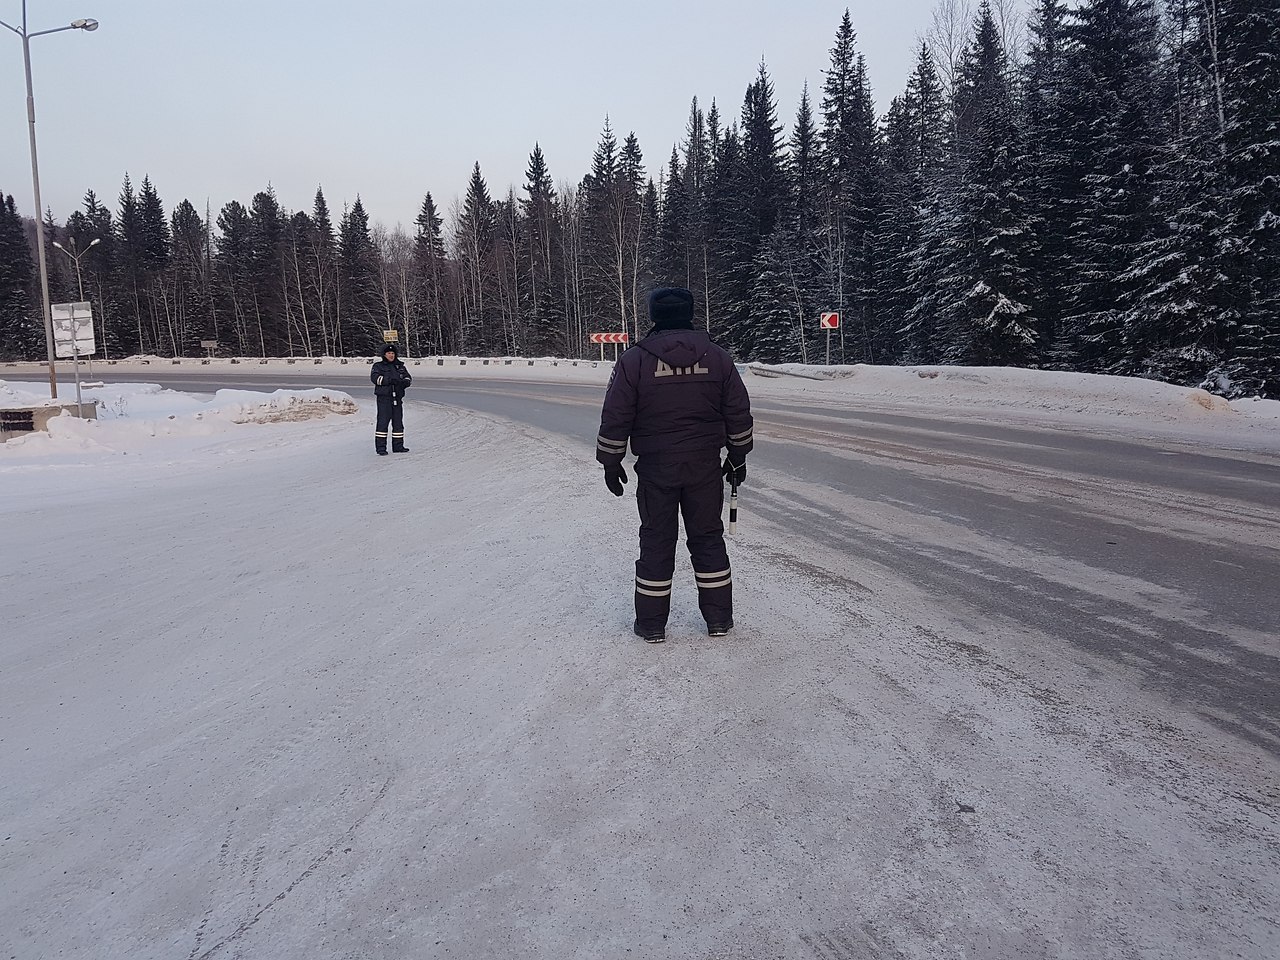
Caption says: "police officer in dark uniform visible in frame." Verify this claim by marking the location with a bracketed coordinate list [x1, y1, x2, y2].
[595, 287, 754, 643]
[370, 343, 412, 455]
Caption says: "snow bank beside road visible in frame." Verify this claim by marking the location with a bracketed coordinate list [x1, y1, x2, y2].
[746, 362, 1280, 449]
[0, 380, 357, 472]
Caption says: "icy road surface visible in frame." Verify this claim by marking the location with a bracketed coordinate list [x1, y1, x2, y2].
[2, 367, 1278, 959]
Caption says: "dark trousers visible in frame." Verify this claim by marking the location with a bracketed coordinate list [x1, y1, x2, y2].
[375, 395, 404, 452]
[633, 456, 732, 632]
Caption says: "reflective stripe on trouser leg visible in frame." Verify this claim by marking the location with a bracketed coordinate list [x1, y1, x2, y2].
[681, 463, 732, 626]
[635, 473, 680, 633]
[694, 566, 733, 627]
[376, 396, 394, 449]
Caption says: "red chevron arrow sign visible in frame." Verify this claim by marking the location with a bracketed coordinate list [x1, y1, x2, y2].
[590, 332, 630, 344]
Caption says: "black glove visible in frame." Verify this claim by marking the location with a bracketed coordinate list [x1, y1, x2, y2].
[604, 463, 628, 497]
[722, 456, 746, 486]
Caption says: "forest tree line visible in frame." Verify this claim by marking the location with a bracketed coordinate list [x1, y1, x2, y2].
[1, 0, 1277, 397]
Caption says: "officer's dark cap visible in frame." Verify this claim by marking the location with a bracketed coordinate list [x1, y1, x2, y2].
[648, 287, 695, 330]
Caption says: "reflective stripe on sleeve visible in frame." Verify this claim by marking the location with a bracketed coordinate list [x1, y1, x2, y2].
[597, 435, 627, 453]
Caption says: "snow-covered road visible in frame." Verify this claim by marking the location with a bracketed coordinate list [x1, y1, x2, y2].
[2, 366, 1278, 959]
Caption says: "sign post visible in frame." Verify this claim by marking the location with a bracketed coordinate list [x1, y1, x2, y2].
[52, 301, 95, 417]
[819, 311, 840, 365]
[200, 340, 219, 359]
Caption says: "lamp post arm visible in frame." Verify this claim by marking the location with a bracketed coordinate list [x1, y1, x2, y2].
[0, 19, 22, 36]
[27, 25, 81, 39]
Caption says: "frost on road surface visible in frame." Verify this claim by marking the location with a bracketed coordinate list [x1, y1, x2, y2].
[1, 372, 1277, 960]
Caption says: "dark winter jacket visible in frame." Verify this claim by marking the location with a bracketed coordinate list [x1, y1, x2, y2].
[596, 328, 753, 467]
[371, 359, 412, 398]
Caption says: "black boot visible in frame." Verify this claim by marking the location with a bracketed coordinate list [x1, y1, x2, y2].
[375, 433, 388, 456]
[633, 621, 666, 643]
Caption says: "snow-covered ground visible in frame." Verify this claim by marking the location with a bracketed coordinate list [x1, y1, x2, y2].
[2, 364, 1278, 959]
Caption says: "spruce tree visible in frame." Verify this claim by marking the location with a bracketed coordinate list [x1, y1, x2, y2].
[1022, 0, 1076, 357]
[620, 133, 650, 333]
[893, 44, 950, 363]
[413, 192, 451, 355]
[705, 124, 752, 349]
[115, 174, 146, 354]
[339, 197, 381, 355]
[1221, 0, 1280, 396]
[308, 188, 338, 355]
[248, 187, 287, 355]
[0, 191, 39, 360]
[658, 147, 689, 286]
[1118, 0, 1235, 385]
[456, 163, 497, 354]
[137, 177, 170, 274]
[520, 145, 562, 356]
[944, 0, 1039, 366]
[215, 200, 253, 354]
[747, 226, 811, 363]
[715, 63, 787, 355]
[786, 85, 824, 361]
[582, 119, 623, 338]
[1058, 0, 1164, 371]
[283, 210, 318, 357]
[65, 191, 120, 358]
[818, 13, 882, 361]
[682, 98, 712, 324]
[789, 84, 820, 241]
[170, 199, 211, 356]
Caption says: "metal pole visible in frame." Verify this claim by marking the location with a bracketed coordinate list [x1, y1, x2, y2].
[826, 328, 831, 365]
[20, 14, 58, 399]
[71, 327, 83, 417]
[76, 257, 93, 376]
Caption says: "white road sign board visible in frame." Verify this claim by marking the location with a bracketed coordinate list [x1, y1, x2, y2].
[52, 301, 96, 358]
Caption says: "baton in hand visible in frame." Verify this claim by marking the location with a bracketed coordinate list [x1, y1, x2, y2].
[727, 477, 739, 535]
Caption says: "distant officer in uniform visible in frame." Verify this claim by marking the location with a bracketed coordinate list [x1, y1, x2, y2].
[595, 287, 753, 643]
[371, 343, 412, 455]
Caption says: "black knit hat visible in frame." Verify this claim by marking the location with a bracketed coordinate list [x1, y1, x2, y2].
[648, 287, 695, 330]
[381, 343, 398, 357]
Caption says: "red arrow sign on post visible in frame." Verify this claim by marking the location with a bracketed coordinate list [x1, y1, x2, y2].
[820, 311, 840, 365]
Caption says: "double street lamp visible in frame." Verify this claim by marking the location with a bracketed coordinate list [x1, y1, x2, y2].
[52, 235, 101, 369]
[0, 1, 99, 399]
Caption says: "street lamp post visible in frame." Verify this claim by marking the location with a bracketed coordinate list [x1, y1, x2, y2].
[0, 1, 99, 400]
[52, 236, 101, 373]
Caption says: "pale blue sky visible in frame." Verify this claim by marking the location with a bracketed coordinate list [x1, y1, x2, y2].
[3, 1, 966, 231]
